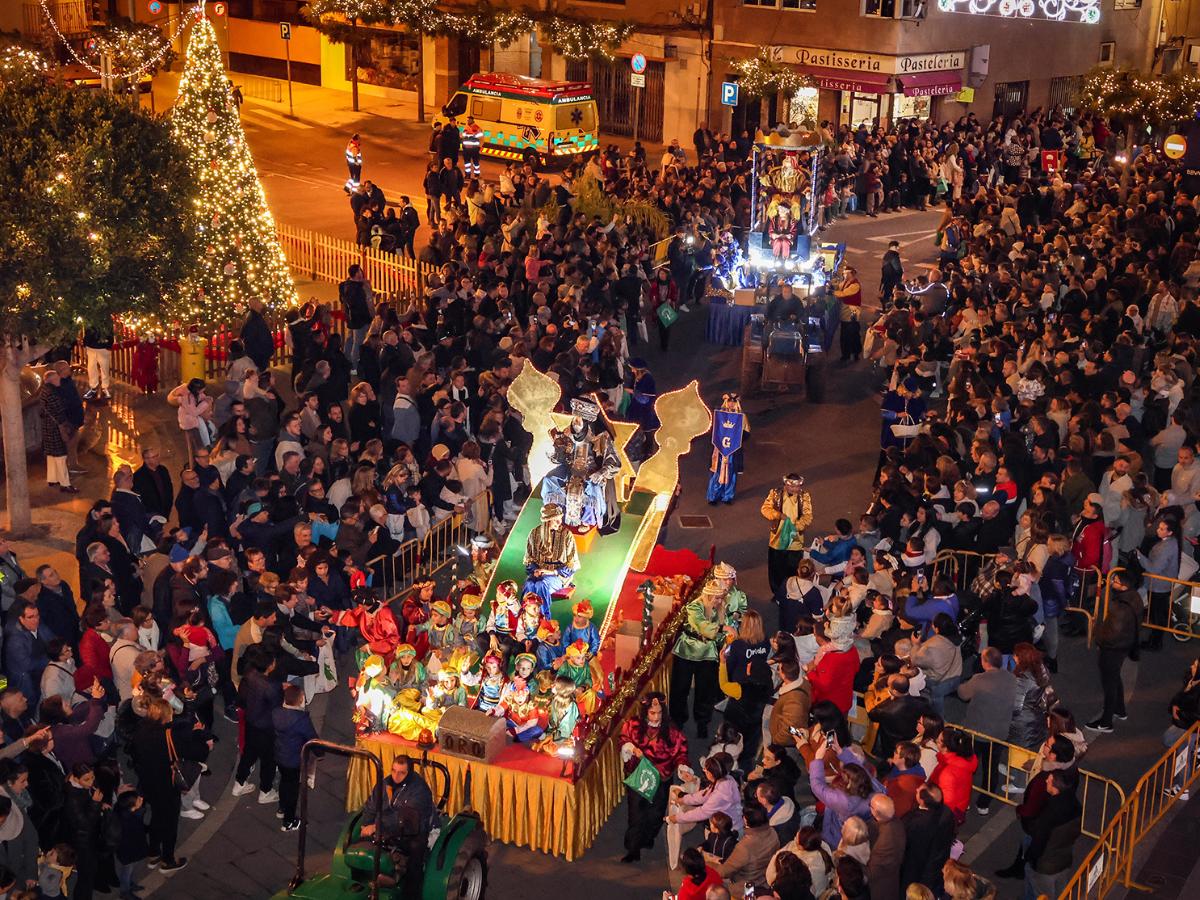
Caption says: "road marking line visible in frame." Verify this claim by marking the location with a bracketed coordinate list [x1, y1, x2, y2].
[239, 113, 286, 133]
[246, 107, 304, 128]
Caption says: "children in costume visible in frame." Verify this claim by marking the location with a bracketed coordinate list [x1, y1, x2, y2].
[533, 674, 581, 754]
[454, 586, 485, 648]
[388, 643, 427, 692]
[535, 619, 565, 671]
[419, 600, 457, 657]
[515, 593, 544, 650]
[484, 579, 521, 658]
[352, 654, 396, 734]
[559, 639, 599, 714]
[400, 580, 436, 659]
[563, 599, 600, 656]
[475, 652, 508, 714]
[497, 672, 543, 742]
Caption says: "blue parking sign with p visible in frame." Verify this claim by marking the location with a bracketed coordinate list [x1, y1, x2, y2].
[721, 82, 739, 107]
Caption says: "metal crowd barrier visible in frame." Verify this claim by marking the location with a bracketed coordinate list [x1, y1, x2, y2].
[1099, 567, 1200, 642]
[846, 698, 1124, 844]
[929, 550, 1102, 641]
[362, 489, 492, 602]
[1055, 721, 1200, 900]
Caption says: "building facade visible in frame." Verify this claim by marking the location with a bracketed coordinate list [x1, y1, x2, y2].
[17, 0, 1182, 143]
[710, 0, 1154, 132]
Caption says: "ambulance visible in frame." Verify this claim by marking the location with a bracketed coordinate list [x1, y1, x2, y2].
[433, 72, 599, 169]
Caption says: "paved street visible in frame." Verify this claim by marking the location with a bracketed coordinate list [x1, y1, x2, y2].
[4, 87, 1194, 897]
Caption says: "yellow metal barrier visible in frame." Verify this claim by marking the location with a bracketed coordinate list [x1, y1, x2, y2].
[1057, 721, 1200, 900]
[929, 549, 994, 597]
[846, 697, 1124, 843]
[1070, 565, 1102, 646]
[1099, 567, 1200, 642]
[930, 550, 1100, 642]
[363, 489, 493, 602]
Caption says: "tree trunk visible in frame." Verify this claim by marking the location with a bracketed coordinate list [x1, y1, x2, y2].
[350, 20, 360, 113]
[416, 29, 425, 124]
[0, 346, 33, 536]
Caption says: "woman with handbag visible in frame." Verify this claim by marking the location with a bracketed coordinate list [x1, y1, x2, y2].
[132, 697, 209, 874]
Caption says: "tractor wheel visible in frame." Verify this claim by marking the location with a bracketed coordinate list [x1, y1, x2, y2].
[445, 829, 487, 900]
[806, 357, 827, 403]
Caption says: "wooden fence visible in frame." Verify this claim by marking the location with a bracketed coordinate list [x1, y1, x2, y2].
[275, 222, 436, 306]
[76, 221, 438, 389]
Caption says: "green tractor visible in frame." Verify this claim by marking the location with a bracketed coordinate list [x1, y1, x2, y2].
[272, 740, 488, 900]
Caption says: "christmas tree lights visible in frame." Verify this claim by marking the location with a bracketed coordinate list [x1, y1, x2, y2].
[169, 12, 297, 327]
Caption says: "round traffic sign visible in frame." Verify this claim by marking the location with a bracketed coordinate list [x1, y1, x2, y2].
[1165, 133, 1187, 159]
[148, 0, 162, 12]
[630, 53, 647, 74]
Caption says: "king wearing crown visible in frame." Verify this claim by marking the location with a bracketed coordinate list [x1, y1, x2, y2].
[542, 396, 621, 532]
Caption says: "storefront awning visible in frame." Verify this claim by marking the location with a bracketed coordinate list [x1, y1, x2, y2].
[798, 66, 892, 95]
[897, 71, 962, 97]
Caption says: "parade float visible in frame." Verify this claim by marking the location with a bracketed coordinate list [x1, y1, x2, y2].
[343, 363, 714, 860]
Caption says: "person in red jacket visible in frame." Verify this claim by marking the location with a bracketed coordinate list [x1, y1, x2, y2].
[807, 624, 860, 715]
[74, 604, 114, 692]
[929, 727, 978, 826]
[676, 847, 724, 900]
[1070, 499, 1108, 572]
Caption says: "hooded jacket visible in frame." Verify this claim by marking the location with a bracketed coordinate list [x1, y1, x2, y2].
[0, 799, 39, 885]
[930, 750, 978, 824]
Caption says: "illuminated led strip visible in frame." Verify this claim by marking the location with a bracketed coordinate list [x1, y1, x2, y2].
[39, 0, 200, 79]
[937, 0, 1099, 23]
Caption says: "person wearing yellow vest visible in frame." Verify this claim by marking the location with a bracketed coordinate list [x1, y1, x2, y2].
[760, 473, 813, 594]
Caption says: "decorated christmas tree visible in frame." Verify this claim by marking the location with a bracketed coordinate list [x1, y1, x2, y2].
[171, 8, 297, 323]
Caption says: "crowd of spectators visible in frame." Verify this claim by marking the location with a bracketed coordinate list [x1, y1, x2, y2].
[16, 101, 1199, 900]
[653, 111, 1200, 900]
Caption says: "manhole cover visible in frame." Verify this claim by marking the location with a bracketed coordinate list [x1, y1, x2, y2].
[678, 515, 713, 529]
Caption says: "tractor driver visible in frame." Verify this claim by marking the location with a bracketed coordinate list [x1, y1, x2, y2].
[359, 755, 437, 893]
[767, 280, 802, 324]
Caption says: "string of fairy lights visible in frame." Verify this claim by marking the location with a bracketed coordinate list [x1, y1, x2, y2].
[731, 53, 816, 99]
[1080, 66, 1200, 129]
[37, 0, 196, 79]
[305, 0, 635, 60]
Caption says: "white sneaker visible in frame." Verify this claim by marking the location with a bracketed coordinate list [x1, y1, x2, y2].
[180, 808, 204, 820]
[231, 781, 255, 797]
[192, 799, 211, 811]
[258, 789, 279, 804]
